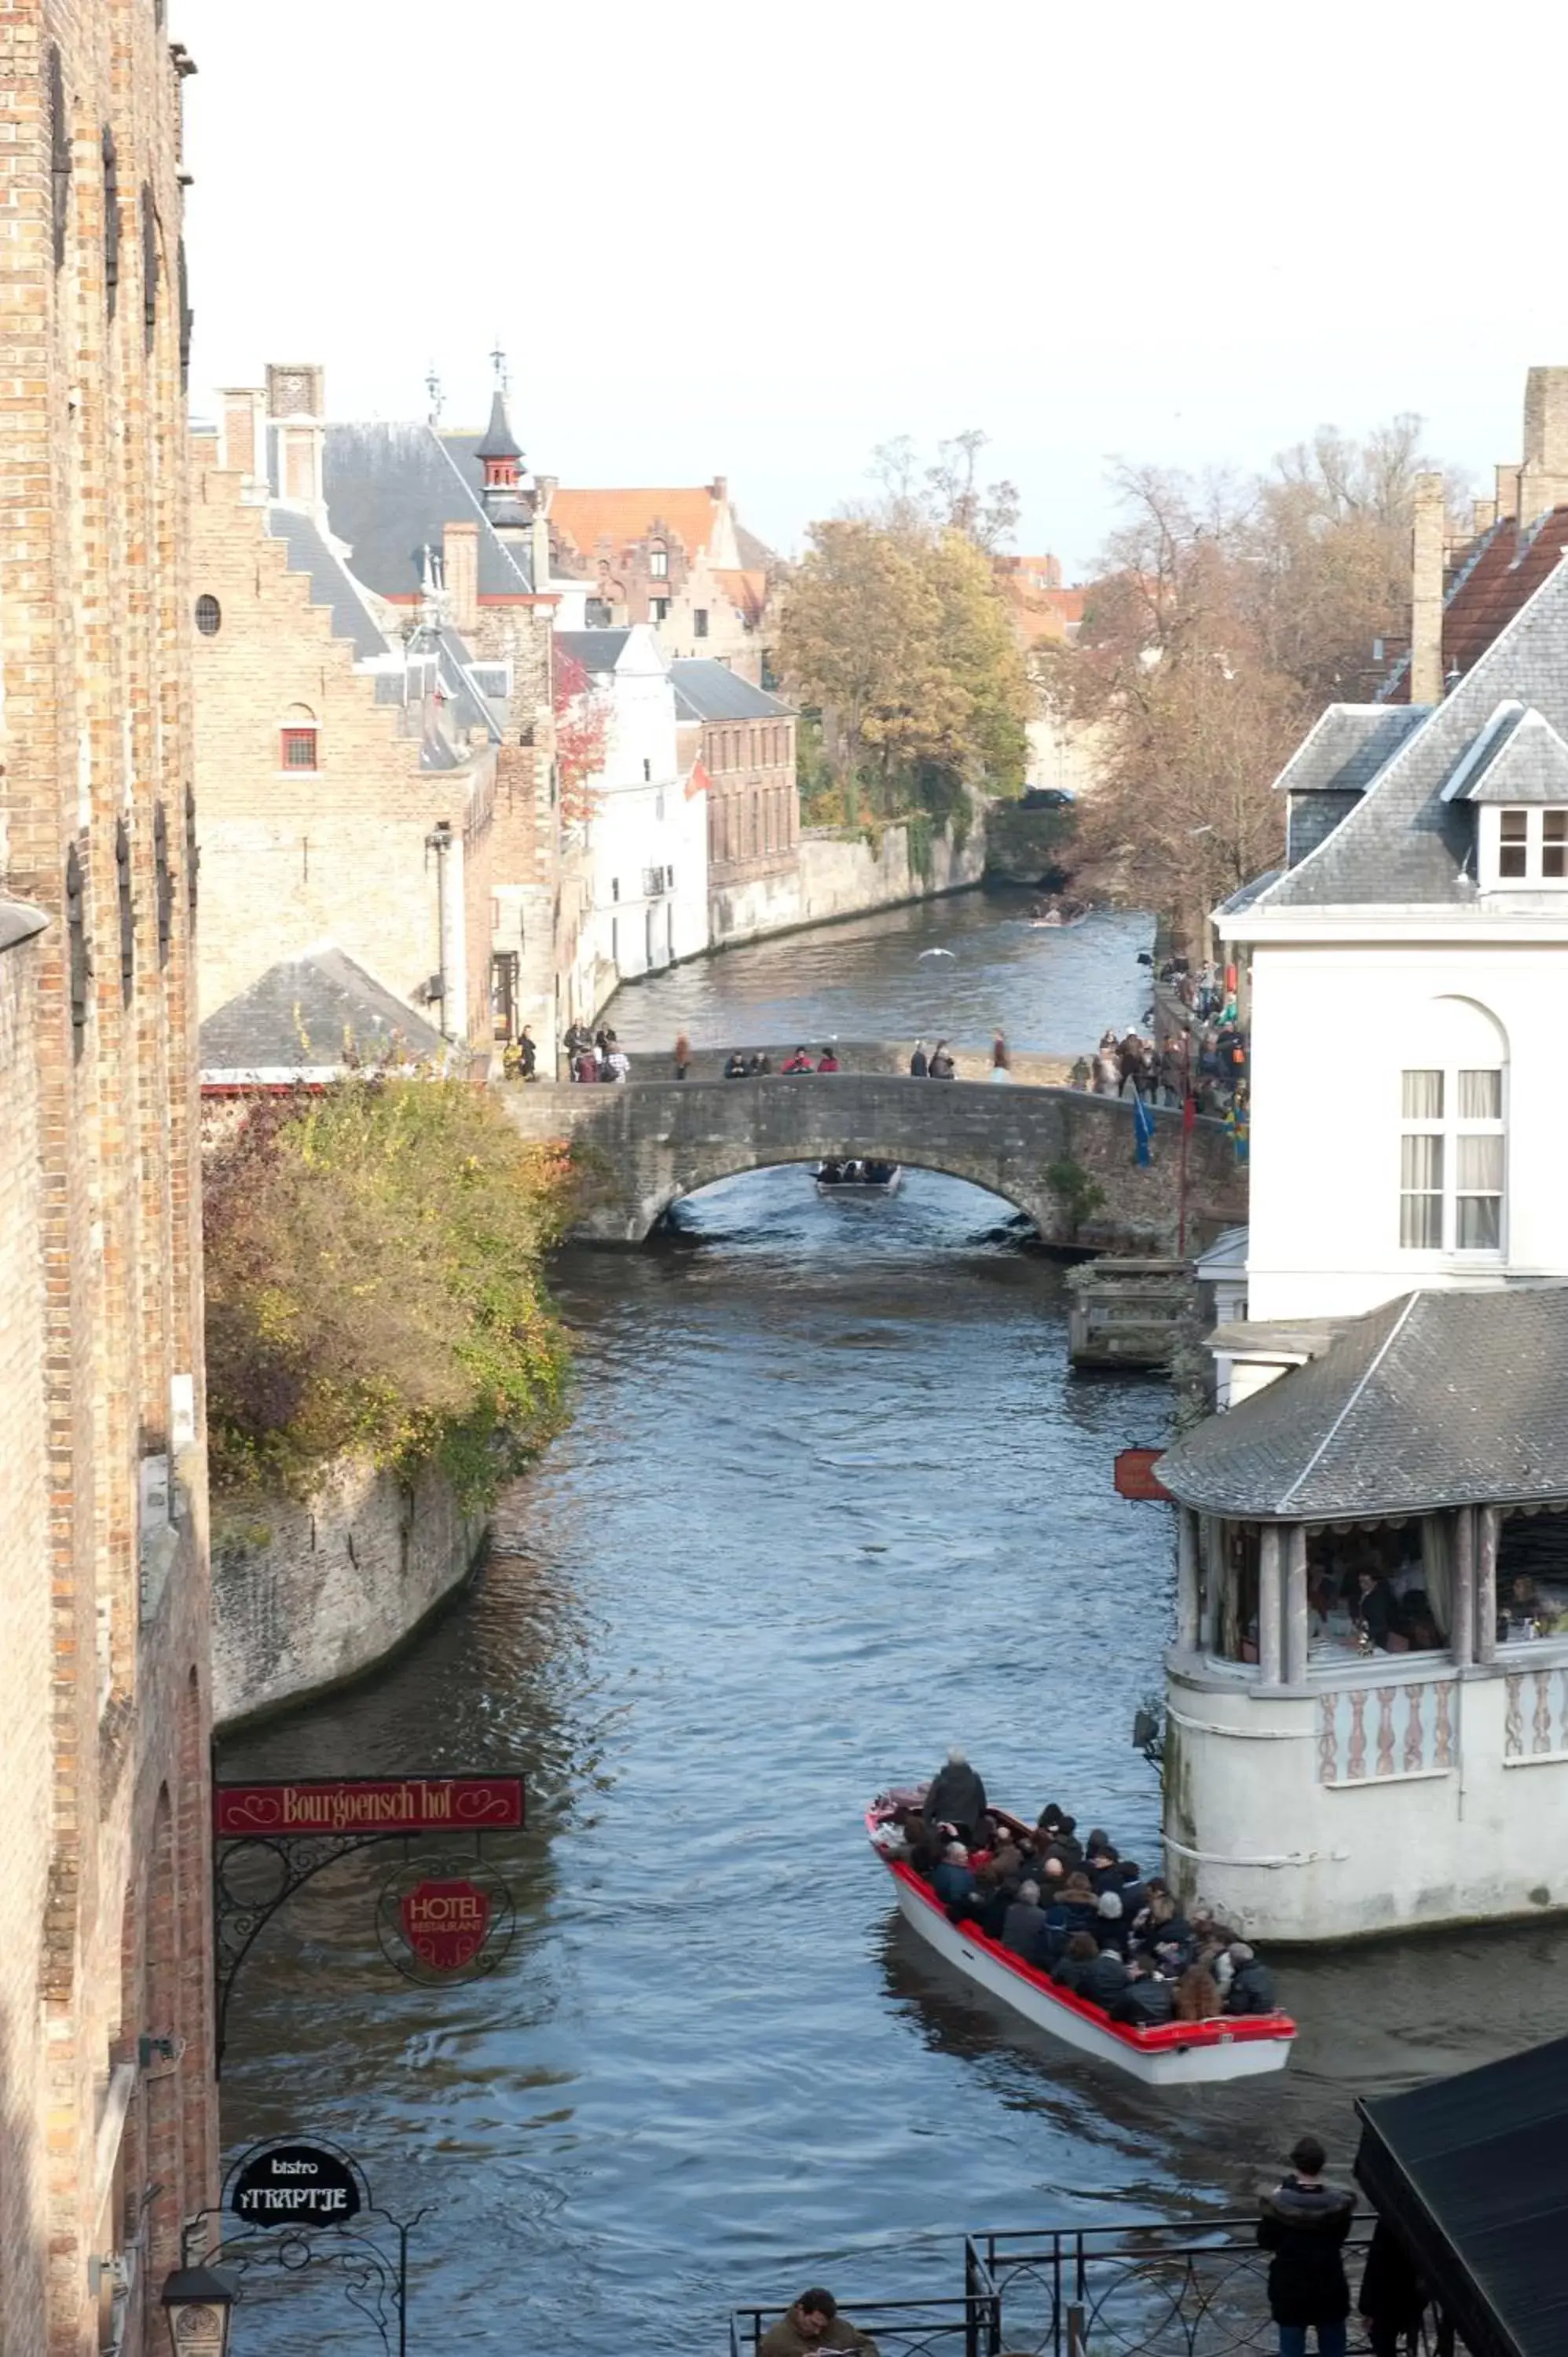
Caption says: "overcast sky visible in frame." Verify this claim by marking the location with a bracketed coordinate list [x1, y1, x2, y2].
[174, 0, 1568, 576]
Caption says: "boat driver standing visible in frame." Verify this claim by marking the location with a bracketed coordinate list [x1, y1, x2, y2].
[922, 1747, 987, 1845]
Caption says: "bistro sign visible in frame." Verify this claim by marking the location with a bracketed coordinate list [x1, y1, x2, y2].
[229, 2142, 365, 2227]
[213, 1775, 525, 1838]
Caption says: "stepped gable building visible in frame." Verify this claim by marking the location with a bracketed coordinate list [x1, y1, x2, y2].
[0, 8, 219, 2355]
[1155, 479, 1568, 1948]
[670, 658, 800, 944]
[192, 367, 567, 1061]
[548, 478, 774, 680]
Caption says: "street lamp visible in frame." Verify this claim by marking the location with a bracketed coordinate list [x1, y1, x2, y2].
[161, 2264, 239, 2357]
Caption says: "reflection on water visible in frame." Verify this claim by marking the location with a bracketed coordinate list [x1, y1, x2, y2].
[603, 892, 1155, 1056]
[218, 1058, 1568, 2352]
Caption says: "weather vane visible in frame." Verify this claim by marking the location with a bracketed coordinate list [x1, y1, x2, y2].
[490, 338, 509, 394]
[425, 362, 443, 425]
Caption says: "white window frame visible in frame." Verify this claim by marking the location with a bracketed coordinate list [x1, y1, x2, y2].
[649, 544, 669, 580]
[1399, 1064, 1506, 1257]
[1483, 805, 1568, 886]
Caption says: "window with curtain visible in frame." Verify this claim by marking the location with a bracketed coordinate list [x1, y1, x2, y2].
[1401, 1061, 1504, 1252]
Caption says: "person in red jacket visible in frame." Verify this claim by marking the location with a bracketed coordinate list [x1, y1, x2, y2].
[816, 1047, 840, 1072]
[781, 1046, 815, 1074]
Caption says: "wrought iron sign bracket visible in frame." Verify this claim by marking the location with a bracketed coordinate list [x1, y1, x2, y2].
[211, 1775, 525, 2070]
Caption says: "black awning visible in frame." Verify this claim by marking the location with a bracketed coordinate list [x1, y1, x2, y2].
[1354, 2036, 1568, 2357]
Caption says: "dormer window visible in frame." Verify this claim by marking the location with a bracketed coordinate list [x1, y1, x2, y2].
[1492, 807, 1568, 882]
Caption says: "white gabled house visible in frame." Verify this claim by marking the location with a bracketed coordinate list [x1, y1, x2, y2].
[554, 626, 709, 1004]
[1154, 547, 1568, 1944]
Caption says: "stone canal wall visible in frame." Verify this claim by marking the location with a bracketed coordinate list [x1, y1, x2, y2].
[502, 1070, 1248, 1248]
[793, 810, 986, 927]
[211, 1458, 485, 1728]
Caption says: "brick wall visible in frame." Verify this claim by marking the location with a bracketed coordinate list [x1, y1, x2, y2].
[0, 5, 219, 2352]
[189, 451, 500, 1055]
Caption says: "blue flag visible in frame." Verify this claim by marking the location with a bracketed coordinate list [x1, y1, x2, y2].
[1133, 1094, 1154, 1167]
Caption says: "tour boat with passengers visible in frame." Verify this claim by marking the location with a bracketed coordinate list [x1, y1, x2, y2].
[815, 1160, 903, 1197]
[867, 1800, 1295, 2085]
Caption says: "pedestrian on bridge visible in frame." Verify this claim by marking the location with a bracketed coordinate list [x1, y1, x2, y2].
[909, 1039, 929, 1077]
[991, 1032, 1013, 1083]
[673, 1031, 691, 1081]
[928, 1041, 956, 1080]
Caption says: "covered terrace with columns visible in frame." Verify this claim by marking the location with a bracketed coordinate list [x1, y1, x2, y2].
[1153, 1284, 1568, 1941]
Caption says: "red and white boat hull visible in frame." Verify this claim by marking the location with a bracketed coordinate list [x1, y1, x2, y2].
[873, 1820, 1295, 2085]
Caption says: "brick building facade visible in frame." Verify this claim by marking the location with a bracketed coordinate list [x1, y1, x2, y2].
[670, 660, 800, 945]
[548, 481, 775, 683]
[0, 8, 219, 2355]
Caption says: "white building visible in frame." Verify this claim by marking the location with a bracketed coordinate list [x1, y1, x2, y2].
[1156, 548, 1568, 1942]
[554, 626, 709, 1003]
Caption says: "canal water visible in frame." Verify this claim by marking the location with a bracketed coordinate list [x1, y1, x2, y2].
[218, 898, 1568, 2353]
[599, 890, 1156, 1058]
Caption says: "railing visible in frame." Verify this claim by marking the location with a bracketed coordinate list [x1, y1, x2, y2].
[964, 2219, 1436, 2357]
[731, 2297, 1001, 2357]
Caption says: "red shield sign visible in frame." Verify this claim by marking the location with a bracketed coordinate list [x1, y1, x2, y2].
[1114, 1446, 1173, 1502]
[399, 1878, 492, 1973]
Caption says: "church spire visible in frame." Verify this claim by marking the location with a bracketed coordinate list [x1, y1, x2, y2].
[476, 343, 522, 482]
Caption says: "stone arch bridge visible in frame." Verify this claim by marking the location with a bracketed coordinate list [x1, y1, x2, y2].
[500, 1055, 1247, 1248]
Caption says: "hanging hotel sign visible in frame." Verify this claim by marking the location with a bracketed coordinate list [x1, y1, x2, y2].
[229, 2139, 368, 2227]
[376, 1857, 516, 1985]
[211, 1773, 526, 2068]
[1114, 1447, 1174, 1502]
[213, 1774, 525, 1838]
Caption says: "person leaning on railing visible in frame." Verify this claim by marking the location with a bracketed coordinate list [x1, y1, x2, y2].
[1257, 2137, 1355, 2357]
[758, 2290, 878, 2357]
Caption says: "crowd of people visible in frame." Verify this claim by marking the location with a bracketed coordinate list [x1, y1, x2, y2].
[561, 1021, 632, 1083]
[871, 1750, 1281, 2033]
[1071, 1019, 1247, 1115]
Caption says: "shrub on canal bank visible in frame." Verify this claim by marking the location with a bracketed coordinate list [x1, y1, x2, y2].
[203, 1077, 576, 1507]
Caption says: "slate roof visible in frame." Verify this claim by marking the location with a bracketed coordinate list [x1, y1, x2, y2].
[555, 629, 631, 676]
[669, 659, 790, 722]
[266, 505, 391, 662]
[1277, 704, 1431, 796]
[199, 947, 447, 1076]
[1240, 552, 1568, 910]
[440, 431, 534, 533]
[475, 386, 522, 462]
[1440, 702, 1568, 805]
[321, 423, 534, 598]
[1157, 1285, 1568, 1519]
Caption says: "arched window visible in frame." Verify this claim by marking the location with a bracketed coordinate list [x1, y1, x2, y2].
[1399, 998, 1507, 1253]
[195, 594, 221, 636]
[280, 703, 318, 771]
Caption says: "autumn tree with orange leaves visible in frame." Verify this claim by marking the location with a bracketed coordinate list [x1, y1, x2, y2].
[554, 649, 611, 824]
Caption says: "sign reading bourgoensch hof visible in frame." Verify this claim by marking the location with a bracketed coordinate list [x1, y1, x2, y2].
[213, 1776, 525, 1839]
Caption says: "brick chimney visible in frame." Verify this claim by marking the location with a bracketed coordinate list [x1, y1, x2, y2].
[1409, 473, 1445, 707]
[709, 475, 727, 504]
[266, 361, 326, 517]
[217, 387, 266, 491]
[443, 521, 479, 636]
[1519, 365, 1568, 523]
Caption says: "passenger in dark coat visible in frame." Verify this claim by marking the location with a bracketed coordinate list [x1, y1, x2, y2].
[1258, 2137, 1354, 2355]
[931, 1847, 975, 1912]
[1002, 1884, 1048, 1960]
[1225, 1945, 1279, 2014]
[1109, 1959, 1176, 2029]
[1050, 1930, 1100, 1992]
[1080, 1948, 1129, 2012]
[923, 1750, 987, 1842]
[1357, 2219, 1426, 2357]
